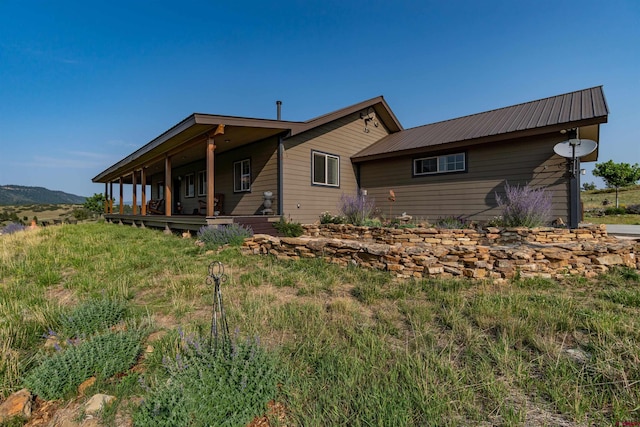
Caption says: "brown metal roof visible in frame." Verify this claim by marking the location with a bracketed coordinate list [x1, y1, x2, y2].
[352, 86, 609, 162]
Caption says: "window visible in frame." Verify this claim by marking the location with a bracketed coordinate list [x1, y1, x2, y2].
[234, 159, 251, 192]
[185, 174, 195, 197]
[197, 171, 206, 196]
[414, 153, 465, 176]
[312, 151, 340, 187]
[157, 182, 164, 200]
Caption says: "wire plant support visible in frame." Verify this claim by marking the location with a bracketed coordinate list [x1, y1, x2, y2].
[206, 261, 231, 356]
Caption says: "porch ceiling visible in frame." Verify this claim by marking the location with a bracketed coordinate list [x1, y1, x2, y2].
[93, 114, 294, 183]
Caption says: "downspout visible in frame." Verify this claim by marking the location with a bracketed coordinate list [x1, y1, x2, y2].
[278, 134, 284, 216]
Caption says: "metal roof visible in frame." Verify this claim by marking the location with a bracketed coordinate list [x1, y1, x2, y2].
[352, 86, 609, 162]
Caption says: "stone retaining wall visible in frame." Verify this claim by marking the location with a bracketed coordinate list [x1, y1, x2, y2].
[241, 224, 639, 281]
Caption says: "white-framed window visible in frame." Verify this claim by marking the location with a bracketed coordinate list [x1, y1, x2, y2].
[185, 174, 195, 197]
[197, 170, 206, 196]
[413, 153, 466, 176]
[312, 151, 340, 187]
[234, 159, 251, 192]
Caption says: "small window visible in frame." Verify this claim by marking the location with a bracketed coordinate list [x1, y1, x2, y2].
[197, 171, 206, 196]
[185, 174, 195, 197]
[234, 159, 251, 192]
[414, 153, 465, 176]
[158, 182, 164, 200]
[312, 151, 340, 187]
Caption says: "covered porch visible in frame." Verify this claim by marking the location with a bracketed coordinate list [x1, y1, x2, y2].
[93, 112, 297, 233]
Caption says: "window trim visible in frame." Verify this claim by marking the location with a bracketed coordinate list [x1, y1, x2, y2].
[234, 158, 251, 193]
[311, 150, 340, 187]
[185, 173, 195, 198]
[197, 170, 206, 196]
[413, 152, 467, 177]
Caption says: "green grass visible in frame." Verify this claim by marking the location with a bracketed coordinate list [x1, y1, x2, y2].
[581, 185, 640, 209]
[1, 223, 640, 425]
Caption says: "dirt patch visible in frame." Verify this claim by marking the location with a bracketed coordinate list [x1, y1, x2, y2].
[45, 285, 77, 307]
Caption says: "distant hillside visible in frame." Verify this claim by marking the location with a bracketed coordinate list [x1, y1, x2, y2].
[0, 185, 86, 205]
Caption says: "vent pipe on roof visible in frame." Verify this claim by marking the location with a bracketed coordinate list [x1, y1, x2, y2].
[276, 100, 282, 120]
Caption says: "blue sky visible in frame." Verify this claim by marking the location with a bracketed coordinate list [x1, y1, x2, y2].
[1, 0, 638, 198]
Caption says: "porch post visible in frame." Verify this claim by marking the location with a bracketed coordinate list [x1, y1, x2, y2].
[119, 177, 124, 215]
[109, 182, 113, 214]
[104, 183, 108, 214]
[206, 124, 224, 217]
[141, 168, 147, 216]
[132, 171, 138, 215]
[164, 155, 172, 216]
[206, 136, 216, 217]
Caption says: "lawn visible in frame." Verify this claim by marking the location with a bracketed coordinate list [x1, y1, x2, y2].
[1, 223, 640, 426]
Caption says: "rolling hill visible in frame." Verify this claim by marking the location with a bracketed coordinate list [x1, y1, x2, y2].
[0, 185, 86, 205]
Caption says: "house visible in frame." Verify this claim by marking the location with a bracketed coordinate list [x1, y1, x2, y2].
[92, 86, 608, 231]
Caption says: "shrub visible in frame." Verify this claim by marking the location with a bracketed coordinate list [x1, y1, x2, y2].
[72, 208, 90, 221]
[1, 222, 26, 235]
[604, 206, 627, 215]
[496, 182, 552, 227]
[272, 217, 303, 237]
[319, 211, 346, 224]
[133, 334, 280, 427]
[24, 330, 142, 400]
[338, 194, 376, 226]
[433, 215, 469, 229]
[197, 224, 253, 250]
[626, 204, 640, 215]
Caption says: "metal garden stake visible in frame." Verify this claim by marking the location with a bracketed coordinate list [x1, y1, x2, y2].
[206, 261, 231, 355]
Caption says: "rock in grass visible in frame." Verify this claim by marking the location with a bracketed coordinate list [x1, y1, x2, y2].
[84, 394, 116, 416]
[0, 389, 33, 422]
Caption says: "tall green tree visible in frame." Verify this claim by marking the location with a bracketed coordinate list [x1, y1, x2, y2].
[592, 160, 640, 208]
[83, 193, 107, 215]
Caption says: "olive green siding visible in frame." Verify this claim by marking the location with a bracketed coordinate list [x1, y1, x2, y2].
[214, 137, 279, 215]
[359, 133, 570, 223]
[147, 137, 279, 216]
[282, 111, 391, 224]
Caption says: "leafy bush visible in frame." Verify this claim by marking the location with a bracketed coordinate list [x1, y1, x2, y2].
[319, 211, 346, 224]
[24, 330, 142, 400]
[1, 222, 26, 234]
[339, 194, 376, 226]
[272, 217, 303, 237]
[496, 182, 552, 227]
[626, 204, 640, 215]
[604, 206, 627, 215]
[83, 193, 106, 215]
[433, 215, 469, 229]
[197, 224, 253, 250]
[72, 208, 90, 221]
[59, 298, 128, 338]
[133, 334, 279, 427]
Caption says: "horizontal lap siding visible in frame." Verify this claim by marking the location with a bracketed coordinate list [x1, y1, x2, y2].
[283, 112, 391, 224]
[215, 137, 279, 215]
[360, 134, 570, 222]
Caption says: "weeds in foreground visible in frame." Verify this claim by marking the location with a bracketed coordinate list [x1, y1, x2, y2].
[1, 224, 639, 426]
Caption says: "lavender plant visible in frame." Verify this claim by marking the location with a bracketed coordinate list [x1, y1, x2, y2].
[496, 182, 552, 227]
[433, 215, 470, 229]
[1, 222, 26, 235]
[133, 333, 280, 427]
[338, 193, 376, 226]
[197, 224, 253, 250]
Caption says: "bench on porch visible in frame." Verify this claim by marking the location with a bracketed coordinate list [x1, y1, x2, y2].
[147, 199, 165, 215]
[198, 194, 224, 215]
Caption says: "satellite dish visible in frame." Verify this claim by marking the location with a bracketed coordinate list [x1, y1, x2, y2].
[553, 139, 598, 159]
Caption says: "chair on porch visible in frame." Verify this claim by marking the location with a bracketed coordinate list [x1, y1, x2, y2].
[147, 199, 164, 215]
[198, 194, 224, 216]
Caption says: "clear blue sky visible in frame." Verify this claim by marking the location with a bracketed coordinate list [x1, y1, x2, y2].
[1, 0, 638, 198]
